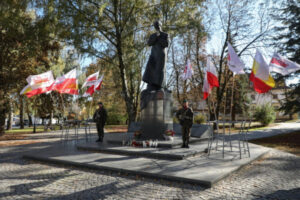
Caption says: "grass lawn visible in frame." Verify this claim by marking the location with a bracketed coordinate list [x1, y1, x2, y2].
[250, 131, 300, 156]
[5, 127, 45, 134]
[105, 125, 128, 133]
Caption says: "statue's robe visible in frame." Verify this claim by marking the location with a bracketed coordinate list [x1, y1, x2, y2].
[142, 31, 168, 89]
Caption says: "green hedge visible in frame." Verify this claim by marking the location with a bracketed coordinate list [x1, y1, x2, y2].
[194, 114, 206, 124]
[106, 113, 127, 125]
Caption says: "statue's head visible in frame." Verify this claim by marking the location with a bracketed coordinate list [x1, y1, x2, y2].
[153, 20, 161, 31]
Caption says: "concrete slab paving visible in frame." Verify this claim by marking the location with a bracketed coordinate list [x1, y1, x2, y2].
[23, 140, 269, 188]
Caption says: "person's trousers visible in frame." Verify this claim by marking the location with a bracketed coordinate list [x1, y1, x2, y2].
[96, 123, 104, 140]
[182, 126, 191, 146]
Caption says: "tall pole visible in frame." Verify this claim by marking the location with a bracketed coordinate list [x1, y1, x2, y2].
[33, 108, 36, 133]
[230, 75, 235, 125]
[60, 93, 65, 121]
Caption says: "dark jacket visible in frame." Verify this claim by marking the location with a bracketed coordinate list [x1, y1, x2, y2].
[176, 107, 194, 128]
[93, 107, 107, 126]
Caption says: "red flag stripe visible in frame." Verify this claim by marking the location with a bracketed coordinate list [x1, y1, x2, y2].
[87, 76, 97, 81]
[25, 87, 50, 98]
[207, 71, 219, 87]
[203, 92, 209, 100]
[270, 57, 288, 68]
[86, 85, 95, 96]
[249, 72, 273, 93]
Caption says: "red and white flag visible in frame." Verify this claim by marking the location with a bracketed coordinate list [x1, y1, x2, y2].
[181, 59, 194, 80]
[202, 70, 211, 100]
[81, 71, 99, 88]
[20, 71, 54, 98]
[206, 57, 219, 88]
[26, 71, 55, 87]
[50, 68, 78, 95]
[269, 53, 300, 75]
[227, 42, 245, 75]
[83, 75, 104, 97]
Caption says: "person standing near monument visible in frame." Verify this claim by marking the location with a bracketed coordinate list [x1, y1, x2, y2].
[176, 100, 194, 148]
[93, 102, 107, 142]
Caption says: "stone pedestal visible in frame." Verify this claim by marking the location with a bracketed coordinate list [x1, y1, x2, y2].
[140, 89, 173, 140]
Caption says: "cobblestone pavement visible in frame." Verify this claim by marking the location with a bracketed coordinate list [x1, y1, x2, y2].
[0, 140, 299, 200]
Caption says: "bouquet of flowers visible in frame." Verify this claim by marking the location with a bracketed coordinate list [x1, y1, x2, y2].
[131, 140, 142, 147]
[165, 130, 175, 136]
[164, 130, 175, 141]
[131, 140, 158, 148]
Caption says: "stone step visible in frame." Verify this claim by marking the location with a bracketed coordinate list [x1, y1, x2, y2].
[77, 142, 208, 160]
[106, 135, 208, 148]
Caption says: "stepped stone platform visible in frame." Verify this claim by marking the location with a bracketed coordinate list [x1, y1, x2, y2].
[23, 133, 270, 188]
[77, 141, 207, 160]
[105, 132, 210, 148]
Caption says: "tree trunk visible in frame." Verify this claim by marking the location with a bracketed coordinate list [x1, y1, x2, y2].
[48, 111, 53, 126]
[0, 111, 5, 136]
[0, 91, 9, 135]
[6, 102, 12, 130]
[27, 113, 32, 127]
[33, 116, 36, 133]
[115, 32, 136, 127]
[19, 96, 24, 129]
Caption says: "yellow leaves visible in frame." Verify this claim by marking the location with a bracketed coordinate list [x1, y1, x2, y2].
[98, 3, 107, 17]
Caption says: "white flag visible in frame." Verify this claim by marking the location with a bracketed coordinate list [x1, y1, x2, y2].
[269, 53, 300, 75]
[180, 59, 194, 80]
[227, 42, 245, 75]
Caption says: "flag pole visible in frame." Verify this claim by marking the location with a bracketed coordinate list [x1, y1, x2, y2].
[60, 93, 65, 123]
[222, 81, 228, 134]
[229, 74, 235, 126]
[33, 107, 36, 133]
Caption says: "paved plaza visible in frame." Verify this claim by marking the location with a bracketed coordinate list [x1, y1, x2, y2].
[0, 122, 300, 199]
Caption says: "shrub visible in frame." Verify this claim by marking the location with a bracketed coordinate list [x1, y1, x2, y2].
[194, 114, 206, 124]
[106, 113, 127, 125]
[254, 103, 276, 126]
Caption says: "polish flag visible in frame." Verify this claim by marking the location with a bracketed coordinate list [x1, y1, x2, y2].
[206, 57, 219, 88]
[227, 42, 245, 75]
[180, 59, 194, 80]
[269, 53, 300, 75]
[20, 85, 52, 98]
[83, 75, 104, 97]
[202, 70, 211, 100]
[51, 68, 78, 95]
[81, 71, 99, 88]
[20, 71, 55, 98]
